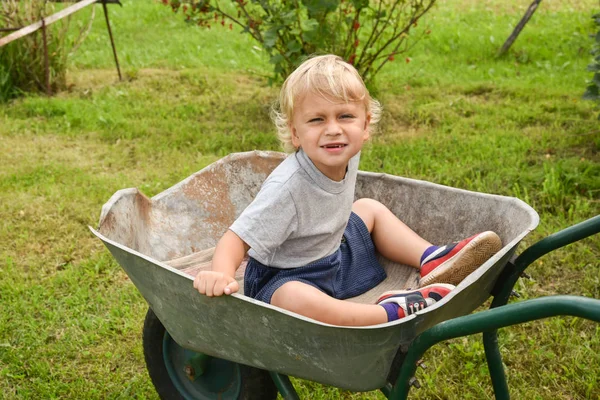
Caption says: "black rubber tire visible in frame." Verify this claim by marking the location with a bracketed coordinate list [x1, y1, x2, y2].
[143, 308, 277, 400]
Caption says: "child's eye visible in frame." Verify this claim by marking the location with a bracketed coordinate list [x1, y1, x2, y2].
[308, 117, 323, 123]
[340, 114, 355, 119]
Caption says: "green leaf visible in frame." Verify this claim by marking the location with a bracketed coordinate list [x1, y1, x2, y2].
[351, 0, 369, 10]
[274, 64, 285, 74]
[300, 18, 319, 32]
[300, 18, 319, 43]
[301, 30, 319, 44]
[269, 54, 285, 65]
[263, 28, 279, 48]
[587, 63, 600, 72]
[282, 11, 297, 24]
[377, 10, 387, 18]
[302, 0, 339, 16]
[286, 40, 302, 53]
[583, 84, 599, 100]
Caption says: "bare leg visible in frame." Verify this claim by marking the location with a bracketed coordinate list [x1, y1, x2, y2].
[271, 281, 387, 326]
[352, 198, 431, 268]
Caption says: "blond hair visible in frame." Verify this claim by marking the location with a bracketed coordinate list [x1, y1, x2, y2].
[271, 54, 382, 153]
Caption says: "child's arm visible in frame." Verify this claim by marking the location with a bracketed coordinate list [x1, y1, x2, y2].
[193, 230, 249, 296]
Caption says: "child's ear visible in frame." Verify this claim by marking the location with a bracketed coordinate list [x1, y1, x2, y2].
[363, 113, 371, 141]
[290, 126, 300, 148]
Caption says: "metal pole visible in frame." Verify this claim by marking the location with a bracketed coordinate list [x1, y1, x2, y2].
[41, 18, 51, 95]
[269, 372, 301, 400]
[102, 0, 122, 81]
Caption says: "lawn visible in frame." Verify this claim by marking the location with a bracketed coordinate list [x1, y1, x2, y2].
[0, 0, 599, 399]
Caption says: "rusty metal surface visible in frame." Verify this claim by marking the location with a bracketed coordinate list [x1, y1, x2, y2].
[91, 150, 539, 391]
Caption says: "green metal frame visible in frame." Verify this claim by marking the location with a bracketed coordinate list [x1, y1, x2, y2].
[484, 215, 600, 399]
[392, 215, 600, 400]
[270, 372, 301, 400]
[269, 216, 600, 400]
[390, 295, 600, 400]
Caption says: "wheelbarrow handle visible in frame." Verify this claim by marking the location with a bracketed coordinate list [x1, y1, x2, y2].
[389, 295, 600, 400]
[481, 215, 600, 400]
[494, 214, 600, 308]
[513, 214, 600, 275]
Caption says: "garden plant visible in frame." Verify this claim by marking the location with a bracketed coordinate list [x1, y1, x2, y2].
[583, 11, 600, 118]
[164, 0, 436, 83]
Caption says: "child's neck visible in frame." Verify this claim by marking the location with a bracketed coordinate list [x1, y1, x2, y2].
[299, 149, 348, 182]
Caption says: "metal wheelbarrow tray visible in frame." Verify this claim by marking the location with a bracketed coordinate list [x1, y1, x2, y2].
[90, 151, 600, 399]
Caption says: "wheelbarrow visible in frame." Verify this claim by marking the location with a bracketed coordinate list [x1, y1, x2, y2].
[90, 151, 600, 399]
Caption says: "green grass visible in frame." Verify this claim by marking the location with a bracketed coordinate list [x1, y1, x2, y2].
[1, 0, 599, 399]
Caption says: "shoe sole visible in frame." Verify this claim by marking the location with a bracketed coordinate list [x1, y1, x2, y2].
[418, 232, 502, 288]
[377, 283, 456, 304]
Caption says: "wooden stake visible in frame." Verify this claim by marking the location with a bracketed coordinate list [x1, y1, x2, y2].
[498, 0, 542, 57]
[102, 0, 122, 81]
[41, 18, 51, 95]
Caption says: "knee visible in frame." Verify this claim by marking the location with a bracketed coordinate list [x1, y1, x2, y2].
[271, 282, 337, 322]
[271, 281, 317, 314]
[353, 198, 387, 211]
[352, 198, 386, 228]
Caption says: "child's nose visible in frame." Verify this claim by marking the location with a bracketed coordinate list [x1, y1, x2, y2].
[324, 120, 342, 135]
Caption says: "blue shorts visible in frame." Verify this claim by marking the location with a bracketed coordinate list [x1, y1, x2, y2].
[243, 212, 387, 304]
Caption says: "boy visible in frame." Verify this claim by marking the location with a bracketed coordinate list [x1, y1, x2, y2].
[194, 55, 502, 326]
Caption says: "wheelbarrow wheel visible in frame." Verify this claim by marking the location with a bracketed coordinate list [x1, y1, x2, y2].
[143, 308, 277, 400]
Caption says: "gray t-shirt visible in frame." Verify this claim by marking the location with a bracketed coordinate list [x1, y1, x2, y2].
[229, 149, 359, 268]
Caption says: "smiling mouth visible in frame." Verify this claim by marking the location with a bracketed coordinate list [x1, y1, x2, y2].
[321, 144, 347, 149]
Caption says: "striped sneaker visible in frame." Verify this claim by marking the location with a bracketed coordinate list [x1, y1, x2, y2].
[419, 231, 502, 287]
[377, 284, 455, 318]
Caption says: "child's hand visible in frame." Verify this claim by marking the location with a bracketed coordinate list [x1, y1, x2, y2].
[193, 271, 239, 296]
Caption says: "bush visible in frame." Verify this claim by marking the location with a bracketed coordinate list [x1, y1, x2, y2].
[0, 0, 94, 101]
[583, 12, 600, 119]
[164, 0, 436, 83]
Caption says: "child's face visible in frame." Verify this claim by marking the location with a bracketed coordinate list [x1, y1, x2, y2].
[290, 92, 370, 181]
